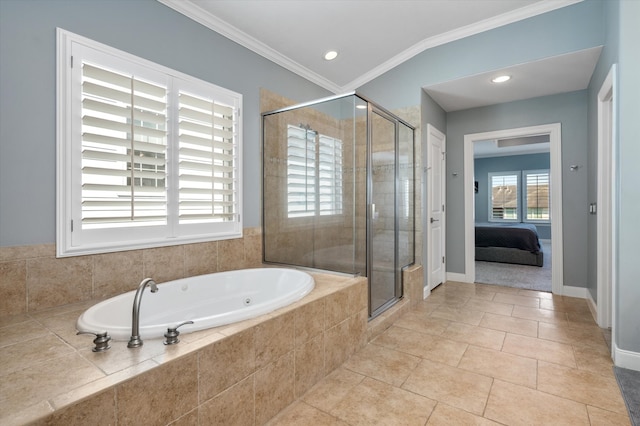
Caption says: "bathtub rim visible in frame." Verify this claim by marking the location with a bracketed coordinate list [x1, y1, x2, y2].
[76, 267, 315, 340]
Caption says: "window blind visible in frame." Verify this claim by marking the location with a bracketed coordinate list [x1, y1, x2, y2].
[525, 171, 550, 220]
[81, 63, 168, 228]
[178, 92, 237, 223]
[490, 174, 519, 220]
[287, 125, 316, 218]
[318, 135, 343, 215]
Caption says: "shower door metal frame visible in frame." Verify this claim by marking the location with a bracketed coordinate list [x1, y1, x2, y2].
[366, 102, 415, 319]
[261, 92, 415, 320]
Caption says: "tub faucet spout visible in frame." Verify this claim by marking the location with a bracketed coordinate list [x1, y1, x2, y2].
[127, 278, 158, 348]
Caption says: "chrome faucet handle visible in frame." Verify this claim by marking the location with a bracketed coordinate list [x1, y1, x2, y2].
[77, 331, 111, 352]
[164, 321, 194, 345]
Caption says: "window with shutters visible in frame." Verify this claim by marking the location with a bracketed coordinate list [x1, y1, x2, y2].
[286, 125, 342, 218]
[488, 172, 519, 222]
[487, 169, 550, 224]
[57, 29, 242, 256]
[524, 170, 550, 222]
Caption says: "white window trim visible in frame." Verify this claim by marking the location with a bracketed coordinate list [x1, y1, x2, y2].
[56, 29, 242, 257]
[488, 171, 520, 223]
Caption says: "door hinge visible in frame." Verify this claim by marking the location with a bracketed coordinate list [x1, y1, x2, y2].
[442, 204, 445, 213]
[71, 220, 74, 232]
[71, 55, 74, 68]
[442, 256, 445, 264]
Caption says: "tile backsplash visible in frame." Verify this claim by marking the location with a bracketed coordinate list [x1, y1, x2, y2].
[0, 227, 262, 318]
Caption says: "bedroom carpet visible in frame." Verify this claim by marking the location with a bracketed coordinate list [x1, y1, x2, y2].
[475, 240, 551, 292]
[615, 366, 640, 426]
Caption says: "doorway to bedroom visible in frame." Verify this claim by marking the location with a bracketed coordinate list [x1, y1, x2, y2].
[464, 124, 564, 294]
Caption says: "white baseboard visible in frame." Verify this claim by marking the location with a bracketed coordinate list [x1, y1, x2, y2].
[444, 274, 590, 301]
[562, 285, 588, 298]
[614, 344, 640, 371]
[586, 290, 598, 324]
[423, 286, 430, 299]
[446, 272, 470, 283]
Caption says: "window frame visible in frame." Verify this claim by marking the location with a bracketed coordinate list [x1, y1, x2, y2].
[523, 169, 551, 223]
[56, 29, 243, 257]
[488, 171, 520, 223]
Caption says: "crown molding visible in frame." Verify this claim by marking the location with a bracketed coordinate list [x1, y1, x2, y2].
[343, 0, 584, 91]
[157, 0, 342, 93]
[158, 0, 583, 94]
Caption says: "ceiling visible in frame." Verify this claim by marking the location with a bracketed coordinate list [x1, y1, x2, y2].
[158, 0, 586, 95]
[424, 46, 601, 112]
[158, 0, 598, 158]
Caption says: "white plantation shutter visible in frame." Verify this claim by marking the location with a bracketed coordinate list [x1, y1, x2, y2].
[318, 135, 343, 215]
[178, 92, 238, 223]
[81, 63, 168, 227]
[489, 173, 519, 221]
[287, 125, 316, 218]
[57, 30, 242, 256]
[286, 125, 343, 218]
[524, 170, 550, 221]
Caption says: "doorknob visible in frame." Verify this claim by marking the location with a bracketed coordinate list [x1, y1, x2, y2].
[430, 217, 439, 223]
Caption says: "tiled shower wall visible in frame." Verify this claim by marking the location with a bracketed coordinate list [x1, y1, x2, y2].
[260, 89, 422, 276]
[0, 227, 262, 318]
[262, 90, 365, 272]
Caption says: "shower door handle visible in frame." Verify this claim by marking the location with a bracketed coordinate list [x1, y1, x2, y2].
[430, 217, 439, 223]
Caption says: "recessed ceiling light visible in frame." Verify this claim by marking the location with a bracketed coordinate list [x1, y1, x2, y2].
[491, 75, 511, 83]
[356, 104, 367, 110]
[324, 50, 338, 61]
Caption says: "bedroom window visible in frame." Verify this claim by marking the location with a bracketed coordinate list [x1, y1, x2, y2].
[524, 170, 550, 221]
[57, 29, 243, 257]
[489, 172, 520, 221]
[286, 125, 343, 218]
[488, 170, 550, 223]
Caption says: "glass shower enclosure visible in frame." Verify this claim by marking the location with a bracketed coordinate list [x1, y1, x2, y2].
[262, 93, 414, 318]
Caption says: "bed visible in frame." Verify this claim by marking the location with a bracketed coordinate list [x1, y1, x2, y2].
[475, 223, 543, 267]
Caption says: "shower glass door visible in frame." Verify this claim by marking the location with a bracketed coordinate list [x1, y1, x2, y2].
[369, 109, 399, 316]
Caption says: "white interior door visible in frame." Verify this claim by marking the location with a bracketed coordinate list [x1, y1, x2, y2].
[427, 125, 446, 290]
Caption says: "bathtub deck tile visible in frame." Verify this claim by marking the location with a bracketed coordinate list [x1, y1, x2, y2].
[82, 337, 166, 375]
[255, 311, 295, 369]
[0, 353, 105, 417]
[255, 352, 296, 425]
[0, 269, 360, 424]
[198, 327, 256, 402]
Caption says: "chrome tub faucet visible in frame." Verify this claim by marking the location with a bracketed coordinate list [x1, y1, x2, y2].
[127, 278, 158, 348]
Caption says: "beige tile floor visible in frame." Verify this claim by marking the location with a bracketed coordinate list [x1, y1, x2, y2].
[269, 281, 631, 426]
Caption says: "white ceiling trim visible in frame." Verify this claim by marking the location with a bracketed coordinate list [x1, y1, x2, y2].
[158, 0, 583, 94]
[157, 0, 342, 93]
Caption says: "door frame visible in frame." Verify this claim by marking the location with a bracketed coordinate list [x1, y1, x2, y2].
[596, 64, 617, 334]
[425, 124, 446, 293]
[463, 123, 563, 294]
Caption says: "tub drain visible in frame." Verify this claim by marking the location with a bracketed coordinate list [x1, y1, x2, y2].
[243, 297, 252, 306]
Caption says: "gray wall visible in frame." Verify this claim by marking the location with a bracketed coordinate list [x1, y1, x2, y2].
[359, 0, 604, 110]
[421, 90, 446, 134]
[616, 0, 640, 355]
[0, 0, 330, 247]
[358, 0, 604, 284]
[474, 153, 551, 239]
[586, 0, 619, 304]
[447, 91, 589, 287]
